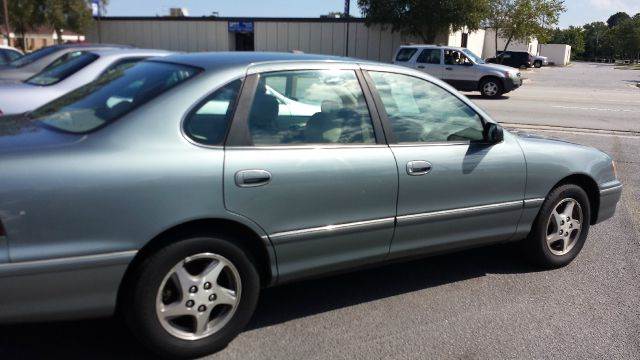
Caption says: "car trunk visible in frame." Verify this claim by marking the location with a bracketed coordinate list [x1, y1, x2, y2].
[0, 114, 82, 154]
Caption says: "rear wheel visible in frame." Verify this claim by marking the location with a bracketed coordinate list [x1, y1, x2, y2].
[479, 78, 504, 98]
[534, 60, 543, 68]
[123, 236, 260, 358]
[525, 184, 591, 268]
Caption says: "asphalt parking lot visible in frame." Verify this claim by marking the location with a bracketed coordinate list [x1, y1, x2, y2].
[0, 62, 638, 360]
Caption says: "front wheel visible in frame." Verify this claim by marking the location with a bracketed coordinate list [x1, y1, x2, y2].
[534, 60, 542, 68]
[123, 236, 260, 358]
[479, 78, 504, 98]
[525, 184, 591, 268]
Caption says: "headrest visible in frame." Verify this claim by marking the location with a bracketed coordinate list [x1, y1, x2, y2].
[321, 100, 340, 113]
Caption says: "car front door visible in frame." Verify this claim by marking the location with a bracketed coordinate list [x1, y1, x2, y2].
[441, 49, 478, 91]
[223, 66, 398, 282]
[363, 68, 526, 258]
[414, 48, 443, 78]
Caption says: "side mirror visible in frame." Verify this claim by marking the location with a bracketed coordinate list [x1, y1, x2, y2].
[484, 122, 504, 144]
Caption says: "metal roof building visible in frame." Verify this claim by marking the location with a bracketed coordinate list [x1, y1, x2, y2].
[87, 16, 487, 63]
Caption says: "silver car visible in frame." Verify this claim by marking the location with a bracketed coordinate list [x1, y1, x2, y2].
[0, 48, 171, 116]
[394, 45, 523, 98]
[0, 43, 131, 81]
[0, 52, 622, 358]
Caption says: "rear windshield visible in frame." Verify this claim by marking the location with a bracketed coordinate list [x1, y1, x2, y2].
[26, 51, 99, 86]
[10, 46, 60, 67]
[31, 61, 201, 134]
[395, 48, 418, 62]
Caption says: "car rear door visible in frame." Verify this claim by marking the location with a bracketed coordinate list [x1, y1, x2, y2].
[414, 48, 444, 79]
[223, 64, 398, 282]
[362, 67, 526, 258]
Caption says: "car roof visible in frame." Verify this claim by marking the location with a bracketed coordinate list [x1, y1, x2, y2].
[50, 43, 132, 49]
[0, 45, 22, 52]
[158, 51, 363, 71]
[87, 48, 173, 58]
[399, 44, 465, 51]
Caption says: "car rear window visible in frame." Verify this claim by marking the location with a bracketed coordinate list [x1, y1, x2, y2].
[10, 46, 59, 67]
[26, 51, 99, 86]
[395, 48, 417, 62]
[31, 61, 201, 134]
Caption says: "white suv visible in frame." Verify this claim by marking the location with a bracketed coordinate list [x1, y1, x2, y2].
[393, 45, 523, 98]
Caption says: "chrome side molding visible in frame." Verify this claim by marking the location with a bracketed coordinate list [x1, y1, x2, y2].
[269, 199, 547, 242]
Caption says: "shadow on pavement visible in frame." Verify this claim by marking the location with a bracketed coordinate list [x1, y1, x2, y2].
[0, 242, 535, 359]
[464, 94, 511, 100]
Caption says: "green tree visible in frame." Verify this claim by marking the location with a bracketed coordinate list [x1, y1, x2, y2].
[550, 26, 585, 58]
[484, 0, 511, 56]
[606, 11, 630, 28]
[357, 0, 490, 43]
[493, 0, 566, 53]
[38, 0, 108, 44]
[612, 17, 640, 59]
[583, 21, 609, 59]
[0, 0, 40, 51]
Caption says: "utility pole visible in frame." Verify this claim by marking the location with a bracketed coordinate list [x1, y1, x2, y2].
[2, 0, 10, 46]
[344, 0, 350, 57]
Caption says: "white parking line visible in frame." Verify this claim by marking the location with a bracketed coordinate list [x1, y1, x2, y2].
[551, 105, 640, 113]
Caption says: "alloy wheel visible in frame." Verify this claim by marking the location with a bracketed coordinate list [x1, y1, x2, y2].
[483, 81, 499, 97]
[545, 198, 583, 256]
[155, 253, 242, 341]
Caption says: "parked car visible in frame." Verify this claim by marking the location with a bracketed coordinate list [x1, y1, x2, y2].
[0, 52, 622, 358]
[0, 45, 23, 66]
[531, 54, 549, 68]
[0, 43, 131, 81]
[486, 50, 534, 68]
[393, 45, 522, 98]
[0, 48, 171, 116]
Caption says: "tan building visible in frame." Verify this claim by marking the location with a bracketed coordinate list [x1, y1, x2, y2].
[86, 16, 486, 63]
[2, 26, 85, 51]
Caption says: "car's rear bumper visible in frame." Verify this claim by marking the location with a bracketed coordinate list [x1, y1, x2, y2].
[0, 250, 136, 323]
[596, 182, 623, 224]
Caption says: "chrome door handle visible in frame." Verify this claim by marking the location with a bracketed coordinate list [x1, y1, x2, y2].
[417, 65, 425, 69]
[235, 169, 272, 187]
[406, 161, 432, 176]
[445, 67, 453, 70]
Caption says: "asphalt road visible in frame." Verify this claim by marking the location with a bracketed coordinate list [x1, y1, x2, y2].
[0, 63, 639, 360]
[470, 62, 640, 133]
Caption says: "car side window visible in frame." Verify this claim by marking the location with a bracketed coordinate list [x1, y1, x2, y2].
[184, 80, 242, 145]
[100, 58, 146, 78]
[7, 50, 22, 61]
[247, 70, 376, 146]
[368, 71, 484, 143]
[444, 49, 472, 66]
[417, 49, 441, 64]
[395, 48, 417, 62]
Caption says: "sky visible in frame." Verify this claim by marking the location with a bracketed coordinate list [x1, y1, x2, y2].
[104, 0, 640, 28]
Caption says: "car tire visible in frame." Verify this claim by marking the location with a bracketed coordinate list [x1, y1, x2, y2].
[534, 60, 542, 68]
[123, 236, 260, 359]
[480, 78, 504, 98]
[525, 184, 591, 269]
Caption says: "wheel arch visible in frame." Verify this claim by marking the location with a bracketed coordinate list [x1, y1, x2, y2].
[478, 75, 505, 91]
[116, 217, 277, 314]
[551, 173, 600, 225]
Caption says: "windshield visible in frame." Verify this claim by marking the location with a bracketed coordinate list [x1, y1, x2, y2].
[26, 51, 99, 86]
[462, 49, 485, 64]
[31, 61, 201, 134]
[9, 46, 60, 68]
